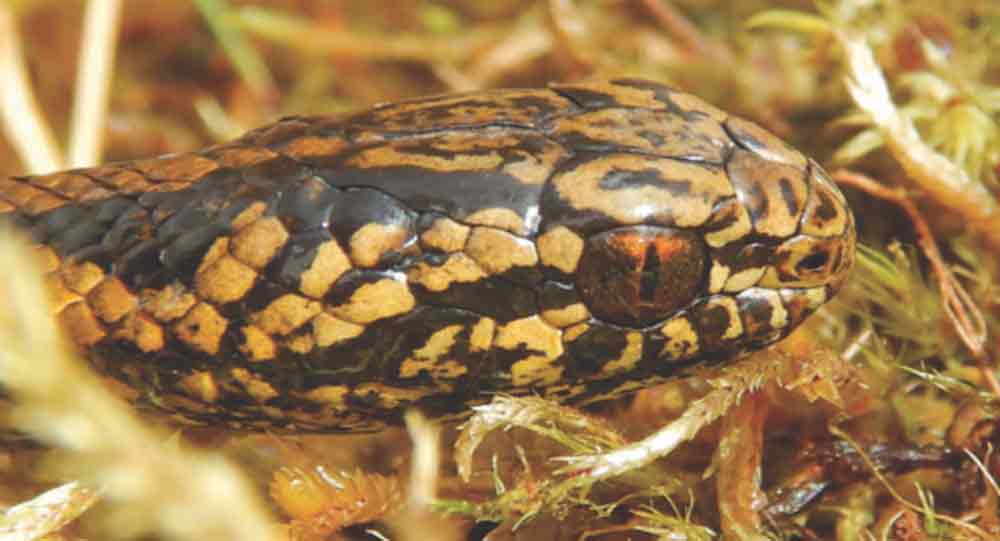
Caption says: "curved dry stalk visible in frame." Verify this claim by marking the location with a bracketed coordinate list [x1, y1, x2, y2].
[832, 169, 995, 398]
[0, 6, 62, 173]
[840, 36, 1000, 252]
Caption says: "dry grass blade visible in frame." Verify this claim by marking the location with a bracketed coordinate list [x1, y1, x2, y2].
[0, 230, 275, 541]
[67, 0, 121, 168]
[0, 6, 62, 173]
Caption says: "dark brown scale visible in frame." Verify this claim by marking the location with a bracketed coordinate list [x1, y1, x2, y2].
[0, 79, 855, 432]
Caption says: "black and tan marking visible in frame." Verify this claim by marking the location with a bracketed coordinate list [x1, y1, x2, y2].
[1, 79, 855, 431]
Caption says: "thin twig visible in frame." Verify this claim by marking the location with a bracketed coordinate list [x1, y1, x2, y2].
[0, 6, 63, 173]
[832, 169, 996, 398]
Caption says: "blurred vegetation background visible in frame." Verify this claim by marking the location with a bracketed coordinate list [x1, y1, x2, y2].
[2, 1, 1000, 540]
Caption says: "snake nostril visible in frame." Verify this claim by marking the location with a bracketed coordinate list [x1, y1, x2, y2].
[797, 252, 829, 273]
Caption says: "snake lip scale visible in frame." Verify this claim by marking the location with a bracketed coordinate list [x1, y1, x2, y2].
[0, 79, 856, 432]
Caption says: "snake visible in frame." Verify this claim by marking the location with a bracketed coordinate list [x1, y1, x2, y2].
[0, 79, 855, 432]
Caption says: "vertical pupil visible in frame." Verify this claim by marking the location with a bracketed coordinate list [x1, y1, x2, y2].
[639, 243, 660, 300]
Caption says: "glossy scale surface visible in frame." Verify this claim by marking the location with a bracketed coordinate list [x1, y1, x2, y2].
[0, 79, 855, 431]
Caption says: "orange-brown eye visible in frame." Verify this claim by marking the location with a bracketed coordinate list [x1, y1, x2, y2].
[576, 226, 707, 328]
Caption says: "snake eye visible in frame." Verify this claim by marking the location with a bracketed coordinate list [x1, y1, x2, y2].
[575, 226, 707, 328]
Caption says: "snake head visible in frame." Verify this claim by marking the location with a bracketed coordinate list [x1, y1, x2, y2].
[555, 110, 855, 364]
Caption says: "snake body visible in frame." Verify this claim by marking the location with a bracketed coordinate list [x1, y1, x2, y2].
[0, 79, 855, 431]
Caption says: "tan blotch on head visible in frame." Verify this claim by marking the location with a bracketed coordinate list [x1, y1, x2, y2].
[551, 107, 729, 163]
[87, 277, 138, 323]
[133, 154, 220, 182]
[178, 371, 220, 403]
[113, 313, 165, 353]
[230, 217, 290, 269]
[723, 267, 766, 293]
[552, 80, 669, 109]
[726, 149, 808, 239]
[502, 138, 569, 186]
[495, 316, 564, 387]
[703, 198, 753, 248]
[708, 262, 731, 294]
[173, 302, 228, 355]
[230, 368, 280, 403]
[540, 302, 590, 329]
[311, 313, 365, 348]
[252, 294, 323, 336]
[349, 223, 411, 268]
[330, 277, 416, 324]
[465, 227, 538, 275]
[599, 331, 644, 376]
[239, 325, 278, 362]
[348, 143, 504, 173]
[799, 164, 850, 238]
[399, 324, 469, 380]
[299, 240, 352, 299]
[406, 253, 486, 292]
[59, 302, 106, 347]
[141, 284, 197, 322]
[207, 145, 278, 168]
[659, 316, 699, 360]
[280, 135, 350, 160]
[195, 239, 258, 304]
[420, 217, 470, 253]
[464, 208, 529, 236]
[551, 154, 733, 228]
[228, 201, 268, 231]
[60, 261, 105, 295]
[537, 226, 584, 274]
